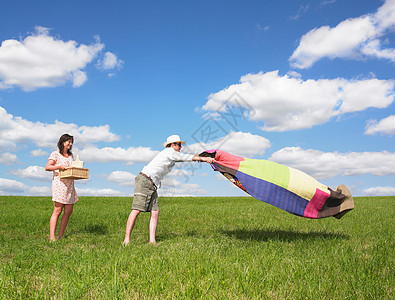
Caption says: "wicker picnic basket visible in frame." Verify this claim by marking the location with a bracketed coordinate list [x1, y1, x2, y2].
[59, 154, 89, 180]
[59, 167, 89, 180]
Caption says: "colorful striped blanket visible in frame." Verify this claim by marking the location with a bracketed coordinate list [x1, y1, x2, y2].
[200, 150, 354, 219]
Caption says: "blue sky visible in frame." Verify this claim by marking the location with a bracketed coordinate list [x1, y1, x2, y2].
[0, 0, 394, 197]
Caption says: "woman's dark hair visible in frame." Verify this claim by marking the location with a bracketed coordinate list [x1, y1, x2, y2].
[57, 134, 74, 155]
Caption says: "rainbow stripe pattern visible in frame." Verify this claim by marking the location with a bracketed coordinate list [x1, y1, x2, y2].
[201, 150, 354, 219]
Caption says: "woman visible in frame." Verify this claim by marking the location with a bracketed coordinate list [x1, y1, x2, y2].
[45, 134, 78, 241]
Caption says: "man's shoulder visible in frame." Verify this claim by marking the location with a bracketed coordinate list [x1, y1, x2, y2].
[152, 147, 173, 160]
[161, 147, 174, 155]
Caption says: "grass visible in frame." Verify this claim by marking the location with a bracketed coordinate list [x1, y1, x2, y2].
[0, 195, 393, 299]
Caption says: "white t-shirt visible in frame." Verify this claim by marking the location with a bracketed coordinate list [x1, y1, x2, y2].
[141, 147, 194, 187]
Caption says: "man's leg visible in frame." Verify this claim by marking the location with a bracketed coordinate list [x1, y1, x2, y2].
[123, 209, 141, 245]
[149, 210, 159, 244]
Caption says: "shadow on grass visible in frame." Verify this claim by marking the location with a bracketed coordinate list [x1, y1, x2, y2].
[80, 224, 108, 235]
[220, 228, 349, 242]
[157, 230, 198, 241]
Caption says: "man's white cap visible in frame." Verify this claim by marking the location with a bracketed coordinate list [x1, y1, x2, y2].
[163, 135, 185, 147]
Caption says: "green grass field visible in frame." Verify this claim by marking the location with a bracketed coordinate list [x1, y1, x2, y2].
[0, 196, 393, 299]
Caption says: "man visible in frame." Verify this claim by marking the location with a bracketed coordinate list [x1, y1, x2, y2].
[123, 135, 214, 245]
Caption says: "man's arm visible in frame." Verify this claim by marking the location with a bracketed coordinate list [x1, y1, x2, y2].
[192, 154, 214, 164]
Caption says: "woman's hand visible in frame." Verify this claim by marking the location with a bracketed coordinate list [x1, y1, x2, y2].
[58, 165, 68, 171]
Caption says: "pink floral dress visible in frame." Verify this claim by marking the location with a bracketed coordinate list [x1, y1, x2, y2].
[49, 151, 79, 204]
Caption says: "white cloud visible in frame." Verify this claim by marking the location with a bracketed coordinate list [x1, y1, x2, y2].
[72, 70, 88, 88]
[107, 171, 135, 186]
[286, 70, 302, 78]
[76, 125, 120, 145]
[202, 71, 394, 132]
[0, 139, 16, 152]
[289, 0, 395, 68]
[289, 4, 309, 21]
[10, 166, 52, 182]
[79, 146, 158, 165]
[0, 26, 105, 91]
[97, 52, 123, 71]
[75, 187, 126, 197]
[157, 188, 190, 197]
[365, 115, 395, 135]
[320, 0, 336, 7]
[165, 168, 192, 184]
[256, 23, 270, 32]
[31, 149, 49, 157]
[361, 39, 395, 62]
[0, 152, 18, 165]
[340, 79, 394, 113]
[375, 0, 395, 31]
[106, 166, 198, 190]
[184, 131, 271, 157]
[158, 183, 207, 197]
[29, 186, 52, 196]
[162, 177, 181, 187]
[168, 168, 190, 177]
[0, 178, 27, 194]
[364, 186, 395, 196]
[290, 17, 376, 68]
[0, 106, 120, 149]
[269, 147, 395, 180]
[179, 183, 207, 195]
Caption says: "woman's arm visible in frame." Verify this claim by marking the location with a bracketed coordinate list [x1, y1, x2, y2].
[45, 159, 67, 171]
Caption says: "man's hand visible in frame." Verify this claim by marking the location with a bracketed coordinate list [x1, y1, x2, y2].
[192, 155, 214, 163]
[203, 157, 214, 164]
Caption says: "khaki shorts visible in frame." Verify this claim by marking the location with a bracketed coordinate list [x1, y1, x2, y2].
[132, 173, 158, 212]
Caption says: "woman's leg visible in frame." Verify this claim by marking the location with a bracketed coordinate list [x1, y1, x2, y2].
[58, 204, 74, 239]
[50, 202, 64, 241]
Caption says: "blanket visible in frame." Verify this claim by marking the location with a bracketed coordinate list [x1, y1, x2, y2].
[200, 150, 354, 219]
